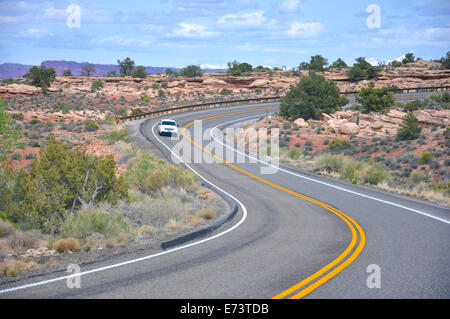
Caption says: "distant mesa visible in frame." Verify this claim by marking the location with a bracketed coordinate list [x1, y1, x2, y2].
[0, 60, 226, 79]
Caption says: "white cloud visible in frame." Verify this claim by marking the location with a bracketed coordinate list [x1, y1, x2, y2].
[94, 36, 136, 46]
[218, 11, 267, 28]
[235, 42, 260, 51]
[424, 27, 450, 40]
[200, 63, 227, 69]
[287, 22, 324, 38]
[140, 24, 164, 33]
[366, 57, 380, 66]
[166, 23, 218, 39]
[16, 28, 47, 39]
[280, 0, 300, 13]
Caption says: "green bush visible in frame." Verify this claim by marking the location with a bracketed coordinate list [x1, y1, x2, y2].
[91, 79, 103, 92]
[397, 112, 422, 140]
[131, 108, 144, 116]
[343, 161, 364, 182]
[347, 57, 380, 82]
[24, 66, 56, 93]
[11, 113, 24, 121]
[61, 209, 132, 239]
[220, 88, 233, 95]
[418, 152, 433, 164]
[317, 154, 346, 172]
[288, 148, 302, 159]
[85, 120, 99, 131]
[280, 71, 348, 120]
[356, 86, 395, 113]
[180, 65, 203, 77]
[125, 153, 196, 194]
[102, 129, 128, 144]
[8, 137, 128, 233]
[364, 165, 389, 185]
[327, 138, 350, 150]
[405, 100, 424, 112]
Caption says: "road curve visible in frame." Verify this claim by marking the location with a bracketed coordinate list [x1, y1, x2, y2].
[1, 102, 449, 298]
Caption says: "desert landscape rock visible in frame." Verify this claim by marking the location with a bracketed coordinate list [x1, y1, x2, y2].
[339, 122, 360, 135]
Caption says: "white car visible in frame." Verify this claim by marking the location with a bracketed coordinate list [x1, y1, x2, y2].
[158, 119, 178, 136]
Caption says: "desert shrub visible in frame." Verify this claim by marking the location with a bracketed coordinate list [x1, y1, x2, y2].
[125, 153, 196, 194]
[1, 259, 28, 277]
[280, 71, 348, 120]
[180, 65, 203, 77]
[196, 188, 216, 201]
[9, 137, 128, 233]
[131, 108, 143, 116]
[105, 238, 118, 248]
[6, 231, 38, 250]
[90, 80, 103, 92]
[347, 58, 380, 82]
[158, 89, 165, 97]
[343, 161, 364, 182]
[24, 66, 56, 93]
[429, 160, 441, 169]
[52, 238, 80, 253]
[317, 154, 346, 172]
[364, 165, 389, 185]
[397, 112, 421, 140]
[220, 88, 233, 95]
[61, 209, 131, 239]
[411, 172, 428, 183]
[283, 122, 291, 129]
[405, 100, 424, 112]
[0, 220, 15, 238]
[327, 138, 350, 150]
[288, 147, 302, 159]
[11, 113, 24, 121]
[357, 86, 395, 113]
[29, 119, 41, 125]
[103, 129, 128, 144]
[10, 153, 21, 161]
[84, 120, 99, 131]
[198, 209, 216, 220]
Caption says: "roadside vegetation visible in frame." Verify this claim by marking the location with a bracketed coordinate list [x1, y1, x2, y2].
[239, 77, 449, 206]
[0, 102, 223, 277]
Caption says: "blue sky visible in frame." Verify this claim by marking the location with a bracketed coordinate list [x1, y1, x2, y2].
[0, 0, 448, 68]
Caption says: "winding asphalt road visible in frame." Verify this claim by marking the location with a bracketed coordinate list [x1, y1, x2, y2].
[1, 102, 449, 299]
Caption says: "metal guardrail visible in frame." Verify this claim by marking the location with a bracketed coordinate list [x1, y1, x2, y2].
[117, 85, 450, 123]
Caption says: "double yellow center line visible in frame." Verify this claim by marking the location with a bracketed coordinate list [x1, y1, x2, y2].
[182, 107, 365, 299]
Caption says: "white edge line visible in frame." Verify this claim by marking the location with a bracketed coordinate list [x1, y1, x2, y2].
[210, 113, 450, 225]
[0, 120, 248, 295]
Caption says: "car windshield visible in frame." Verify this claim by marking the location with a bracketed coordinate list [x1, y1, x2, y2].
[161, 121, 176, 126]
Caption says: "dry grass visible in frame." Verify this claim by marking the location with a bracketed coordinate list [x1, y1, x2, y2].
[0, 220, 15, 238]
[0, 259, 34, 277]
[165, 218, 183, 231]
[6, 232, 38, 250]
[184, 214, 206, 226]
[198, 209, 217, 220]
[377, 182, 450, 206]
[53, 238, 81, 253]
[104, 238, 117, 249]
[196, 188, 217, 201]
